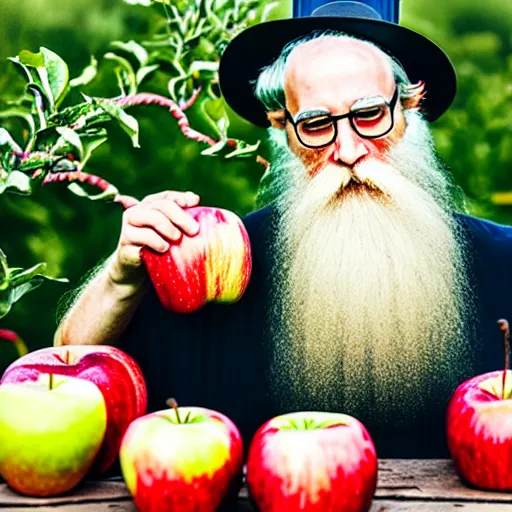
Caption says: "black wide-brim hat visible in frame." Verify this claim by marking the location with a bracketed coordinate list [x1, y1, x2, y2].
[219, 1, 456, 127]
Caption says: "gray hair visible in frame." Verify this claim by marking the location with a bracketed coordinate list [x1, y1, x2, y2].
[253, 30, 423, 112]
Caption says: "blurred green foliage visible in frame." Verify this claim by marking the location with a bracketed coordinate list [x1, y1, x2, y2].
[0, 0, 510, 370]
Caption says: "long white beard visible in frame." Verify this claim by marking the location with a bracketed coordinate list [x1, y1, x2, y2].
[265, 112, 477, 428]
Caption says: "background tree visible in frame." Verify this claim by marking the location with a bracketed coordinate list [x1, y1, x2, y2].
[0, 0, 510, 371]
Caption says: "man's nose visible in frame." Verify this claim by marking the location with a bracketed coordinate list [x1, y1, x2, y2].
[332, 120, 369, 166]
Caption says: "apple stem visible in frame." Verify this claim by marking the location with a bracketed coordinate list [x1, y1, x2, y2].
[166, 398, 182, 424]
[65, 350, 70, 364]
[49, 373, 54, 390]
[498, 319, 510, 400]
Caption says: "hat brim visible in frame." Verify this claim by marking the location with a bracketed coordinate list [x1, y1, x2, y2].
[219, 16, 456, 127]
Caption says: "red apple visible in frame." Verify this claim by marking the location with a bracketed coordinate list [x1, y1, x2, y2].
[246, 411, 378, 512]
[1, 345, 147, 475]
[119, 399, 243, 512]
[141, 206, 252, 314]
[447, 319, 512, 490]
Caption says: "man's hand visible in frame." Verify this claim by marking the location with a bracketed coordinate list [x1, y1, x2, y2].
[108, 191, 201, 287]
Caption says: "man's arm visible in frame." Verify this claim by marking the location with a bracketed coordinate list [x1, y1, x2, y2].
[54, 190, 201, 347]
[53, 256, 150, 346]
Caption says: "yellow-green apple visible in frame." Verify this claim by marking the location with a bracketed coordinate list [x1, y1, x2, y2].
[0, 374, 106, 496]
[447, 319, 512, 490]
[1, 345, 147, 475]
[246, 411, 378, 512]
[141, 206, 252, 314]
[119, 399, 244, 512]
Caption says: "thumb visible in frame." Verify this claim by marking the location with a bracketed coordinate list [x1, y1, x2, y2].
[115, 194, 140, 210]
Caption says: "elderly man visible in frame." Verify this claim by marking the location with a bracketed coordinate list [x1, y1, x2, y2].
[55, 1, 512, 458]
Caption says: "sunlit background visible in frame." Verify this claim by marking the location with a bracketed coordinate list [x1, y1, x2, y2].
[0, 0, 510, 369]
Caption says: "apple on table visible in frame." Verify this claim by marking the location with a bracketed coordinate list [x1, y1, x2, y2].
[246, 411, 378, 512]
[447, 318, 512, 490]
[0, 373, 106, 496]
[119, 398, 244, 512]
[142, 206, 252, 314]
[1, 344, 147, 476]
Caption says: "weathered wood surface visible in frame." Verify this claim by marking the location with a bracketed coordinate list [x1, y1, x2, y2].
[375, 459, 512, 502]
[2, 459, 512, 511]
[4, 502, 512, 511]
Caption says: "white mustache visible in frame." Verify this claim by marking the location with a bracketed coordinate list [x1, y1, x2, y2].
[319, 159, 389, 194]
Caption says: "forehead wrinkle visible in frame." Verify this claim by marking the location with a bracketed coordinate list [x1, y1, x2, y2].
[284, 37, 396, 113]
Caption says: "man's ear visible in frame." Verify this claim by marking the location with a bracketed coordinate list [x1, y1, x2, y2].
[400, 81, 426, 111]
[266, 110, 287, 130]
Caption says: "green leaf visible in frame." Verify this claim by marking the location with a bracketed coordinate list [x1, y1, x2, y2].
[201, 139, 227, 156]
[47, 101, 102, 129]
[17, 151, 58, 172]
[0, 128, 22, 154]
[9, 280, 44, 305]
[68, 182, 119, 201]
[168, 74, 190, 103]
[26, 82, 52, 113]
[70, 56, 98, 88]
[40, 47, 70, 109]
[35, 126, 69, 152]
[200, 96, 229, 139]
[188, 60, 218, 75]
[104, 53, 137, 96]
[0, 269, 65, 319]
[26, 83, 51, 131]
[184, 17, 210, 43]
[7, 262, 68, 289]
[55, 127, 84, 159]
[0, 171, 32, 196]
[0, 259, 68, 318]
[19, 50, 54, 111]
[136, 64, 159, 85]
[8, 56, 34, 83]
[0, 250, 7, 283]
[18, 47, 70, 110]
[80, 129, 108, 166]
[110, 40, 149, 67]
[18, 50, 45, 69]
[0, 107, 36, 141]
[224, 139, 261, 159]
[95, 99, 140, 148]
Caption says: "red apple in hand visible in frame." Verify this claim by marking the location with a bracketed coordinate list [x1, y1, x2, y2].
[1, 345, 147, 475]
[246, 411, 378, 512]
[447, 319, 512, 490]
[141, 206, 252, 314]
[119, 399, 244, 512]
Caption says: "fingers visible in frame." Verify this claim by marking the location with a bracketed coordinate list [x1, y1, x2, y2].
[124, 207, 183, 243]
[125, 199, 200, 238]
[152, 199, 200, 237]
[114, 190, 202, 278]
[122, 225, 171, 253]
[142, 190, 200, 209]
[115, 194, 140, 209]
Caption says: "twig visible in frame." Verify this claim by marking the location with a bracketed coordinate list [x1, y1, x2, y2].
[41, 170, 137, 209]
[114, 93, 216, 146]
[179, 88, 202, 111]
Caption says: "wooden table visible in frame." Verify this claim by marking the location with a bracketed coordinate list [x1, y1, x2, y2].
[2, 460, 512, 511]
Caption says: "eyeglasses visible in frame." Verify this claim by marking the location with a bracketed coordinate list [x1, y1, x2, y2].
[284, 88, 399, 149]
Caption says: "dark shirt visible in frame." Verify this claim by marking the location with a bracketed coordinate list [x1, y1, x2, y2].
[117, 206, 512, 459]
